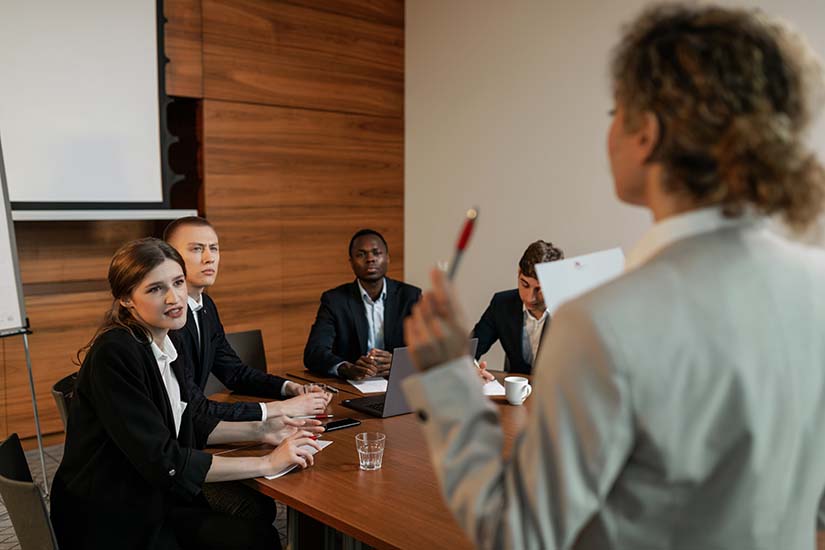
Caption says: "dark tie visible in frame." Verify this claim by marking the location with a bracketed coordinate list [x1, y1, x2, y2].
[195, 308, 205, 353]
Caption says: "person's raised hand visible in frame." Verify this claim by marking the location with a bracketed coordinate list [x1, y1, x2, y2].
[404, 268, 472, 372]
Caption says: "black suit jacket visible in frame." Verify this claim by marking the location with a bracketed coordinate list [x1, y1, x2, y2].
[471, 289, 549, 375]
[303, 278, 422, 375]
[174, 293, 288, 422]
[51, 329, 216, 550]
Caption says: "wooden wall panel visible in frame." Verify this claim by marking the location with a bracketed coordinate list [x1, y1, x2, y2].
[1, 291, 112, 438]
[202, 0, 403, 117]
[165, 0, 204, 98]
[203, 99, 403, 370]
[283, 0, 404, 26]
[1, 221, 156, 440]
[3, 0, 404, 443]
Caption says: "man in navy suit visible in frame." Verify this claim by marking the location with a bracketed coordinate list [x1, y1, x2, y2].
[472, 240, 564, 375]
[304, 229, 422, 380]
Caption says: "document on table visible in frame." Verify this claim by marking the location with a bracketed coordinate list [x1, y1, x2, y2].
[347, 376, 388, 393]
[265, 440, 333, 479]
[535, 247, 625, 314]
[483, 379, 505, 396]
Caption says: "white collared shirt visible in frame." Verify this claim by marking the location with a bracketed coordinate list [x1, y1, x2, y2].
[625, 206, 758, 271]
[358, 278, 387, 352]
[522, 305, 549, 366]
[150, 335, 186, 437]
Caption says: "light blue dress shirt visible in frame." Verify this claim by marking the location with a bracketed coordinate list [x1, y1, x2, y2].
[330, 278, 387, 375]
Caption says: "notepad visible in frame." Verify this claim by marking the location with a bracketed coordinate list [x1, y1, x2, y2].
[483, 380, 506, 396]
[265, 440, 333, 479]
[347, 376, 388, 394]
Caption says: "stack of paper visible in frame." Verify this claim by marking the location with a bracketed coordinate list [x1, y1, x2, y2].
[265, 440, 333, 479]
[483, 380, 506, 396]
[347, 376, 388, 394]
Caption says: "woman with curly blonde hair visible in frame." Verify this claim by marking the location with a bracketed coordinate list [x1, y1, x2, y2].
[400, 4, 825, 549]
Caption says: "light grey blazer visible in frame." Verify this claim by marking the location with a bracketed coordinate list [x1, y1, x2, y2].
[404, 223, 825, 550]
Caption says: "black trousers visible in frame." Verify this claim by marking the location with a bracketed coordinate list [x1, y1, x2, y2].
[170, 503, 281, 550]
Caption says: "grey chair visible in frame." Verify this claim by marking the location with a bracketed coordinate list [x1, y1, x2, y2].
[0, 433, 59, 549]
[51, 372, 77, 430]
[203, 329, 268, 396]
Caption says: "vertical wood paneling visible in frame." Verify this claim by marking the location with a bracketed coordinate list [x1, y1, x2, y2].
[3, 0, 403, 442]
[203, 0, 403, 117]
[165, 0, 204, 98]
[3, 221, 155, 439]
[203, 100, 403, 370]
[282, 0, 403, 26]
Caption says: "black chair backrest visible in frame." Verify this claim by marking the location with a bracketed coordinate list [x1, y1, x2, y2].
[0, 434, 58, 550]
[51, 372, 78, 430]
[0, 433, 32, 483]
[204, 330, 268, 396]
[225, 329, 267, 373]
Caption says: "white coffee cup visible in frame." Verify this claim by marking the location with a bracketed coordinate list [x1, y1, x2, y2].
[504, 376, 532, 405]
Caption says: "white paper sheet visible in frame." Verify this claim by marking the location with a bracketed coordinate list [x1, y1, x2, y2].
[483, 379, 506, 396]
[347, 376, 388, 394]
[265, 440, 333, 479]
[535, 247, 625, 314]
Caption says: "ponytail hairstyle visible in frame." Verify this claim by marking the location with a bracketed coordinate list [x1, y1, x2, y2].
[610, 3, 825, 231]
[76, 238, 186, 364]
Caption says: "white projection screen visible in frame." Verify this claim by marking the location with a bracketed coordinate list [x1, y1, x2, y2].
[0, 0, 163, 208]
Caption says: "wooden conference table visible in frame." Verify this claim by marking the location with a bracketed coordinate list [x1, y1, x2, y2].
[211, 368, 532, 550]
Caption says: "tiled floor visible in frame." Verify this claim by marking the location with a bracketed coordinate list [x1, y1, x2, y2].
[0, 444, 288, 549]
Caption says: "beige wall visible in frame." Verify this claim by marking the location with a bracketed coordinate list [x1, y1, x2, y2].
[406, 0, 825, 370]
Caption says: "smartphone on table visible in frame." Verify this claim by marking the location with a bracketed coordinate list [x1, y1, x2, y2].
[324, 418, 362, 432]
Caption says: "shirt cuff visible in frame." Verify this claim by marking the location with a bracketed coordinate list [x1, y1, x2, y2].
[259, 402, 267, 421]
[330, 361, 345, 377]
[281, 381, 293, 397]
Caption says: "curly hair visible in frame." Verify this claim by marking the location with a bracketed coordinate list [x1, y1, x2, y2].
[610, 3, 825, 230]
[518, 240, 564, 279]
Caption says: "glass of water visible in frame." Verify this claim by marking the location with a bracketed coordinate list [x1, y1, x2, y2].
[355, 432, 386, 471]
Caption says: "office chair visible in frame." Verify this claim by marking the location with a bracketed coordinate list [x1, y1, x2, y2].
[51, 372, 78, 431]
[0, 433, 59, 549]
[203, 329, 268, 396]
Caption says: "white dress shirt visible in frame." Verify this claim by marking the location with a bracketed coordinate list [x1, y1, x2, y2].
[150, 335, 186, 437]
[404, 206, 825, 549]
[521, 305, 549, 366]
[625, 206, 759, 271]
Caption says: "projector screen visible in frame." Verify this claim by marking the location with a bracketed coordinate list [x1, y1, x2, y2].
[0, 0, 164, 207]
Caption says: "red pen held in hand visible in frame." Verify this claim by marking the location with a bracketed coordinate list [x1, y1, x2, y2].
[447, 207, 478, 280]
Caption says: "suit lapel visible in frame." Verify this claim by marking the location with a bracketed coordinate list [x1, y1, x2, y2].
[143, 344, 177, 437]
[348, 281, 369, 354]
[198, 301, 209, 375]
[383, 279, 397, 349]
[506, 292, 525, 362]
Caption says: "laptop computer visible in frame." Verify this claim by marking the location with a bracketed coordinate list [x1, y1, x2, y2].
[342, 339, 478, 418]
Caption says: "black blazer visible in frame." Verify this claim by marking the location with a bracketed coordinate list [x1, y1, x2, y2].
[471, 289, 549, 375]
[51, 329, 217, 550]
[303, 278, 422, 375]
[174, 293, 288, 422]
